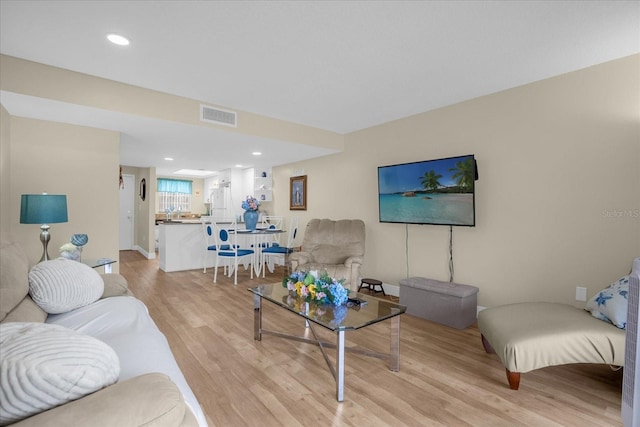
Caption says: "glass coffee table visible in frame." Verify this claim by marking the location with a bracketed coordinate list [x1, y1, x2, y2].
[248, 284, 406, 402]
[82, 258, 117, 273]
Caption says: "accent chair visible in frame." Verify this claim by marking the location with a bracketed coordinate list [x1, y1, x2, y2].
[289, 218, 365, 292]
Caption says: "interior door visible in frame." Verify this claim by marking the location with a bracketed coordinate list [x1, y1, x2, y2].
[119, 174, 135, 250]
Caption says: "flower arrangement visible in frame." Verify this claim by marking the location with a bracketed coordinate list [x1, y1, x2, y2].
[282, 271, 349, 306]
[284, 294, 349, 327]
[241, 195, 260, 211]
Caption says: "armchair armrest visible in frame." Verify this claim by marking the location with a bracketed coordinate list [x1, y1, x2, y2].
[289, 251, 310, 270]
[344, 256, 363, 268]
[12, 373, 197, 427]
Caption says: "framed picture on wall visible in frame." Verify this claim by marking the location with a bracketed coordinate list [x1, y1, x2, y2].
[290, 175, 307, 210]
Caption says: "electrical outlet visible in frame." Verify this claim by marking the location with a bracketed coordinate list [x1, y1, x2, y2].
[575, 286, 587, 302]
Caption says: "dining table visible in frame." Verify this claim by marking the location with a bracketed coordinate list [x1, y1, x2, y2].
[232, 228, 285, 277]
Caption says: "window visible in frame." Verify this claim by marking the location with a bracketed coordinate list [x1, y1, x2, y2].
[157, 179, 192, 213]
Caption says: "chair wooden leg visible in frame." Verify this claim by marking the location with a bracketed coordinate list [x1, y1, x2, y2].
[506, 369, 520, 390]
[481, 334, 495, 353]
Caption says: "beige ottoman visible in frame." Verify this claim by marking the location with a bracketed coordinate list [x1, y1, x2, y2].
[399, 277, 479, 329]
[477, 302, 626, 390]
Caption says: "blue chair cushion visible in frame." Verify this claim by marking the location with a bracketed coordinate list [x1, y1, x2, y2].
[207, 244, 231, 251]
[219, 249, 254, 257]
[262, 246, 293, 254]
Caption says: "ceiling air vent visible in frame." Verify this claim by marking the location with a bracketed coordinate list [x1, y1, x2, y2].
[200, 105, 237, 127]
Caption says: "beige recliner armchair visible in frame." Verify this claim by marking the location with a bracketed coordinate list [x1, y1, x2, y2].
[289, 218, 365, 292]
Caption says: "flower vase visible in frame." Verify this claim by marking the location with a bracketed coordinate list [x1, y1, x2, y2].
[243, 210, 259, 230]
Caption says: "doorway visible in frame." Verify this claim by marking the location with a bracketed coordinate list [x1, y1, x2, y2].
[119, 174, 135, 250]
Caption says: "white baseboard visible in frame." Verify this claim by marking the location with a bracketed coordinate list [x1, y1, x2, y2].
[381, 282, 400, 297]
[134, 245, 156, 260]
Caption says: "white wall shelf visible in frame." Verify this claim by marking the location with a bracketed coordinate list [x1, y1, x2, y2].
[254, 169, 272, 202]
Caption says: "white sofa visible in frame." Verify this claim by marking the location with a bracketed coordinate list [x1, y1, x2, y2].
[0, 237, 207, 427]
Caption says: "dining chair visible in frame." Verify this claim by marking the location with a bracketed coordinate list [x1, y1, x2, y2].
[201, 217, 232, 274]
[212, 219, 255, 285]
[201, 217, 215, 273]
[259, 215, 284, 246]
[262, 216, 299, 277]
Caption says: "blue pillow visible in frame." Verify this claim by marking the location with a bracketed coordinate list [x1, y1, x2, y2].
[585, 275, 629, 329]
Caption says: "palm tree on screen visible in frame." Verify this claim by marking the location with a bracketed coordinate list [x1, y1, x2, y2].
[450, 158, 475, 192]
[420, 170, 442, 192]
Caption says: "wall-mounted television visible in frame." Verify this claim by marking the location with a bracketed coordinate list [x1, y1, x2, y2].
[378, 154, 476, 227]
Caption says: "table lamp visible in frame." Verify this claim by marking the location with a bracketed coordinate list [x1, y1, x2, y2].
[20, 194, 68, 262]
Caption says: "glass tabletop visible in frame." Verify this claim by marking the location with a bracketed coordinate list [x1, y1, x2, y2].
[248, 284, 406, 331]
[82, 258, 117, 269]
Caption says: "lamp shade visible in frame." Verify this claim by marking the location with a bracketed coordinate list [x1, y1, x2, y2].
[20, 194, 68, 224]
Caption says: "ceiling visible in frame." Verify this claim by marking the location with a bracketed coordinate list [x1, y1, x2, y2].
[1, 1, 638, 177]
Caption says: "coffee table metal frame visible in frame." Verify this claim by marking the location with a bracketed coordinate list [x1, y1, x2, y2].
[248, 284, 406, 402]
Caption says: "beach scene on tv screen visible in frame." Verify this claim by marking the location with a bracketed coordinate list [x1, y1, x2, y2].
[378, 155, 475, 226]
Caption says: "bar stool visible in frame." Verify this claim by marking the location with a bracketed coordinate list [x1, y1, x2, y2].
[358, 278, 385, 296]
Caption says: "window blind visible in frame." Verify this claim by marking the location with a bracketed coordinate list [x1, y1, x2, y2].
[157, 178, 192, 194]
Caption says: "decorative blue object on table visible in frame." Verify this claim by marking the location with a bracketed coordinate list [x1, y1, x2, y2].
[69, 234, 88, 261]
[71, 234, 88, 247]
[241, 196, 260, 230]
[243, 210, 259, 231]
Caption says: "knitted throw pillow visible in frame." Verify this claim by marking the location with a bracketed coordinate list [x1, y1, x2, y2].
[28, 258, 104, 314]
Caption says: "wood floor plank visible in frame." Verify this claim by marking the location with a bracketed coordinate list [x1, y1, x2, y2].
[119, 250, 624, 426]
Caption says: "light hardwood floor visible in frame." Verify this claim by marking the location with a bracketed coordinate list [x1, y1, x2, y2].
[119, 250, 623, 427]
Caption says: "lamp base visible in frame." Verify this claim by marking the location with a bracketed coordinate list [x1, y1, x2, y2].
[39, 224, 51, 263]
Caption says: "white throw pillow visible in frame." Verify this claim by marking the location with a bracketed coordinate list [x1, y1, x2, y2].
[585, 275, 629, 329]
[0, 322, 120, 426]
[28, 258, 104, 314]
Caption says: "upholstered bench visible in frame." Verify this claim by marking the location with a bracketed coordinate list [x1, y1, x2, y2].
[399, 277, 479, 329]
[477, 302, 626, 390]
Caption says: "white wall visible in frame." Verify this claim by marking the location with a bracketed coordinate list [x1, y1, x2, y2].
[272, 54, 640, 308]
[2, 54, 637, 307]
[4, 116, 121, 270]
[0, 105, 11, 236]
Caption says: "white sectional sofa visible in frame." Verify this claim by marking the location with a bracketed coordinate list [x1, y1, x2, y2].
[0, 236, 207, 427]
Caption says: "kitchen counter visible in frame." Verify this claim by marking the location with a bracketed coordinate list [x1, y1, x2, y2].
[156, 219, 203, 225]
[158, 222, 212, 272]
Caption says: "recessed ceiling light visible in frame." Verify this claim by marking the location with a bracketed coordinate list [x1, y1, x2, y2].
[235, 164, 243, 168]
[252, 152, 262, 156]
[164, 157, 174, 161]
[107, 33, 130, 46]
[173, 169, 215, 176]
